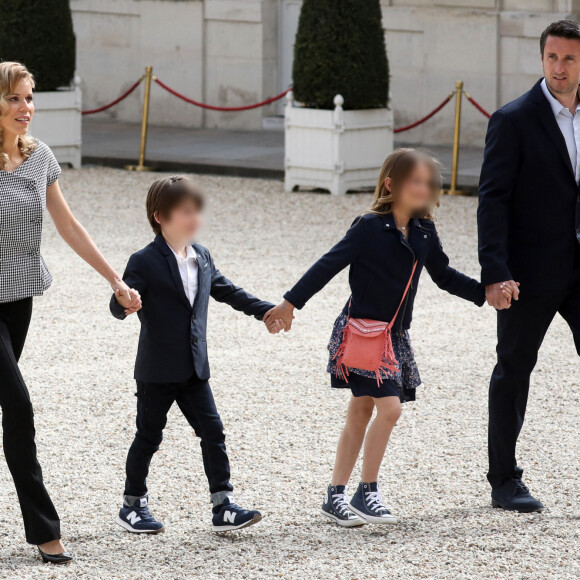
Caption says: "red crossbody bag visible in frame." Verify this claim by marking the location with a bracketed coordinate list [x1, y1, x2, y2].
[334, 261, 418, 387]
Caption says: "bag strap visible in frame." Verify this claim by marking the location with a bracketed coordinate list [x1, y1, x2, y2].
[387, 260, 418, 329]
[346, 260, 417, 325]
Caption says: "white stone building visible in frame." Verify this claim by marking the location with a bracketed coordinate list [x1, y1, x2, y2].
[71, 0, 579, 145]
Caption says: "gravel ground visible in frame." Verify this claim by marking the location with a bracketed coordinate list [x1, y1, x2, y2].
[1, 167, 579, 579]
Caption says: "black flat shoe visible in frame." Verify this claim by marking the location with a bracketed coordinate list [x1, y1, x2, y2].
[491, 479, 545, 513]
[37, 547, 73, 564]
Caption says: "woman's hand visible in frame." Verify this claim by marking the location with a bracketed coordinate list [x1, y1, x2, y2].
[114, 285, 142, 315]
[111, 277, 132, 301]
[264, 300, 295, 331]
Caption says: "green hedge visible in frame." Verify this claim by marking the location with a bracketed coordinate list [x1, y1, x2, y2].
[292, 0, 389, 110]
[0, 0, 76, 92]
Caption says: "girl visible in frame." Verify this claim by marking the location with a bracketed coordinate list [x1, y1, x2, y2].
[0, 61, 140, 562]
[264, 149, 516, 526]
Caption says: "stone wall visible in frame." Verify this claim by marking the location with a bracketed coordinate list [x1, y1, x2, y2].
[71, 0, 277, 130]
[72, 0, 580, 145]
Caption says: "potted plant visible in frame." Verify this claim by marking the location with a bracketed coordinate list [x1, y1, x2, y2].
[285, 0, 392, 195]
[0, 0, 81, 168]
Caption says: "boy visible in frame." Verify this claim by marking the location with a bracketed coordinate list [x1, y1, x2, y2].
[110, 175, 282, 533]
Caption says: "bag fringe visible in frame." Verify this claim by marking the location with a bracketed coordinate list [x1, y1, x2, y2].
[334, 324, 399, 387]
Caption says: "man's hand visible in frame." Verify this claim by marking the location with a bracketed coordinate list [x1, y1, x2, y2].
[115, 288, 142, 315]
[266, 319, 287, 334]
[485, 281, 520, 310]
[263, 300, 295, 332]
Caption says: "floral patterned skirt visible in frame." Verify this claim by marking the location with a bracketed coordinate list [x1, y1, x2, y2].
[327, 313, 421, 402]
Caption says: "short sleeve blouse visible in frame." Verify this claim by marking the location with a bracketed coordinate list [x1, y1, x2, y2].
[0, 139, 61, 303]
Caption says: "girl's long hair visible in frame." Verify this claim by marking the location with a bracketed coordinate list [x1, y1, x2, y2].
[0, 61, 37, 171]
[366, 148, 442, 220]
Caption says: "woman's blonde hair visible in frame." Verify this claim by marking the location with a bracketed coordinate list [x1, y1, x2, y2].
[0, 61, 37, 171]
[366, 148, 442, 220]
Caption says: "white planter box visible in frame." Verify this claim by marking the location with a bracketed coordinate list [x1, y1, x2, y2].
[284, 92, 393, 196]
[32, 84, 82, 169]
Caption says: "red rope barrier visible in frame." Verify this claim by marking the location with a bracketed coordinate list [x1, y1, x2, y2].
[393, 93, 454, 134]
[82, 77, 144, 115]
[464, 92, 491, 119]
[154, 78, 291, 111]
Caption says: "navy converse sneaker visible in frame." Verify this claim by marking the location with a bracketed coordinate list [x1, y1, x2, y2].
[349, 482, 398, 524]
[321, 485, 366, 527]
[116, 496, 165, 533]
[211, 496, 262, 532]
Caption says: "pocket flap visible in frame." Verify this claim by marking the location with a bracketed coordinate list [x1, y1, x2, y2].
[347, 318, 388, 337]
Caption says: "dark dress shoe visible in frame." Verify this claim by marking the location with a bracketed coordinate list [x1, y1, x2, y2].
[491, 479, 545, 513]
[37, 546, 73, 564]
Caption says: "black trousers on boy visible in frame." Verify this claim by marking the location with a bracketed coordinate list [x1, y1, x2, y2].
[0, 298, 61, 544]
[125, 375, 233, 497]
[488, 267, 580, 490]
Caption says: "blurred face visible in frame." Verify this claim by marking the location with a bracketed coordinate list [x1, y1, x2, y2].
[542, 35, 580, 98]
[388, 161, 435, 216]
[0, 79, 34, 139]
[157, 199, 203, 243]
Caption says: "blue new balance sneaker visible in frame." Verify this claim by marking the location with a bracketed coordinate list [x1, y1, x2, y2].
[321, 485, 366, 527]
[348, 482, 398, 524]
[116, 495, 165, 534]
[211, 496, 262, 532]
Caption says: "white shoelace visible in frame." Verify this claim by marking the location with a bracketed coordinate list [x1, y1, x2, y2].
[365, 490, 388, 513]
[332, 492, 352, 516]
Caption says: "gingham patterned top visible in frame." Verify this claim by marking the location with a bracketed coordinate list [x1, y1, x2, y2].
[0, 139, 61, 303]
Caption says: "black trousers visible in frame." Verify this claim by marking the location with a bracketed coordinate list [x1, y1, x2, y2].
[0, 298, 61, 544]
[488, 271, 580, 489]
[125, 375, 233, 497]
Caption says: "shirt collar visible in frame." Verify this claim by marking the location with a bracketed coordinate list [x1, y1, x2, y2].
[541, 78, 580, 116]
[169, 244, 197, 262]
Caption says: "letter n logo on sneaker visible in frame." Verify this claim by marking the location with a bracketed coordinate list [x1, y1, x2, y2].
[224, 510, 236, 524]
[127, 511, 142, 525]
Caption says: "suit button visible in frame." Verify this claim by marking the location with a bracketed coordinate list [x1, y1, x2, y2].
[192, 337, 198, 345]
[191, 314, 196, 321]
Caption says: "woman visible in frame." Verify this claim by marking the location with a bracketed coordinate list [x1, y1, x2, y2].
[0, 61, 141, 562]
[265, 149, 517, 527]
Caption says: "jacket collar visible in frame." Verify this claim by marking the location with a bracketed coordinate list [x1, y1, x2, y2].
[381, 213, 423, 232]
[530, 77, 575, 180]
[154, 233, 196, 310]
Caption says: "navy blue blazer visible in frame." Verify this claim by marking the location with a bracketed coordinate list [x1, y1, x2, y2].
[110, 234, 274, 383]
[284, 213, 485, 330]
[478, 78, 580, 294]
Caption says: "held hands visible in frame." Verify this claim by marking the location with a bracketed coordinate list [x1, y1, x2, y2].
[264, 300, 296, 333]
[112, 278, 142, 315]
[485, 280, 520, 310]
[266, 319, 287, 334]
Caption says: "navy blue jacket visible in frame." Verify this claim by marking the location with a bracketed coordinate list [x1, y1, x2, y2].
[478, 79, 580, 294]
[110, 234, 273, 383]
[284, 213, 485, 330]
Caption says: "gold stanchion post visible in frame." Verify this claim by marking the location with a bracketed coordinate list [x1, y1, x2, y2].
[444, 80, 464, 195]
[126, 66, 155, 172]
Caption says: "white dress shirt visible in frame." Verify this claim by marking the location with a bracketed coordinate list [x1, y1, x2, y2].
[541, 78, 580, 182]
[169, 244, 199, 305]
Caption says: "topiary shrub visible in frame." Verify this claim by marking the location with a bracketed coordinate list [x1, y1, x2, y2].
[292, 0, 389, 110]
[0, 0, 76, 91]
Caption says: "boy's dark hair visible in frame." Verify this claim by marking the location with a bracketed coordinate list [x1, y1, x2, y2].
[540, 19, 580, 56]
[146, 176, 204, 235]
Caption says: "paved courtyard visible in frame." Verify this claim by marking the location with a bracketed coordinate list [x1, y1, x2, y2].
[0, 167, 579, 579]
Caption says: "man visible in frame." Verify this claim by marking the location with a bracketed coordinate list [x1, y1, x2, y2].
[478, 19, 580, 512]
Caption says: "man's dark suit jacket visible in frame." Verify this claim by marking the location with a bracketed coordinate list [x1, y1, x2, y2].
[110, 234, 273, 383]
[478, 78, 580, 295]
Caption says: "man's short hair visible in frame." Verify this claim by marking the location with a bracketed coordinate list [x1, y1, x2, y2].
[146, 175, 204, 235]
[540, 19, 580, 56]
